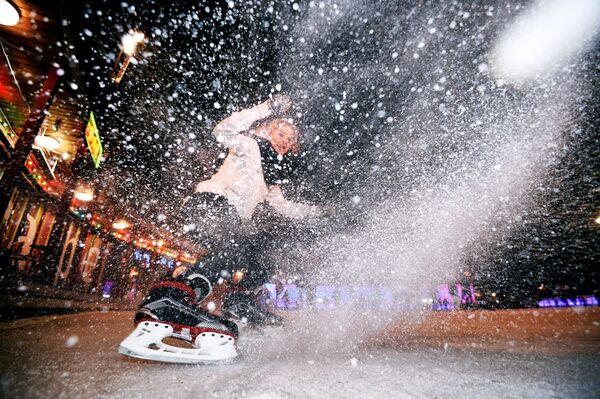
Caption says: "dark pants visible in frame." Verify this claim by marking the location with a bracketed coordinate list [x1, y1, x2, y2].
[181, 192, 275, 287]
[182, 192, 243, 249]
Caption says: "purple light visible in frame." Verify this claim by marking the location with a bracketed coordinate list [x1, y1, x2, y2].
[435, 284, 454, 310]
[537, 296, 599, 308]
[354, 286, 377, 309]
[283, 284, 300, 310]
[263, 283, 277, 301]
[586, 296, 598, 306]
[260, 282, 599, 312]
[432, 303, 454, 311]
[338, 286, 352, 306]
[102, 281, 113, 297]
[380, 288, 394, 309]
[456, 284, 464, 304]
[314, 285, 335, 310]
[469, 284, 477, 304]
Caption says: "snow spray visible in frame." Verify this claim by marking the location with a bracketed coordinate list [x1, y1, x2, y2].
[248, 0, 600, 355]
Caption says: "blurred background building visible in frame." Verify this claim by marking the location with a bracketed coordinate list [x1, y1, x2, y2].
[0, 0, 202, 317]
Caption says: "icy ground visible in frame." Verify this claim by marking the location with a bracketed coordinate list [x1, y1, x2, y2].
[0, 308, 598, 399]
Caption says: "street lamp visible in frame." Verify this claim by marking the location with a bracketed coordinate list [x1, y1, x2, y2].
[74, 185, 94, 202]
[121, 31, 145, 55]
[34, 135, 61, 151]
[0, 0, 20, 26]
[112, 30, 145, 84]
[113, 220, 131, 230]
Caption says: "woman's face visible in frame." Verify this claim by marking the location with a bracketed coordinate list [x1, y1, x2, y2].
[267, 122, 298, 156]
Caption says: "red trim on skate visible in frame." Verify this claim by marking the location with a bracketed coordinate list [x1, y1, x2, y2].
[150, 281, 196, 303]
[136, 318, 238, 341]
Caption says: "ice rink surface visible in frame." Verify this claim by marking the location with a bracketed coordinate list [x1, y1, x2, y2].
[0, 308, 598, 399]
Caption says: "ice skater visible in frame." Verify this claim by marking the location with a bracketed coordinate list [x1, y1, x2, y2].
[183, 94, 322, 248]
[183, 94, 327, 314]
[119, 95, 326, 363]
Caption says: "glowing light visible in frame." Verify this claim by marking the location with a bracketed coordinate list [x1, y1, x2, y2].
[233, 270, 245, 284]
[0, 1, 20, 26]
[34, 135, 60, 151]
[538, 296, 598, 308]
[112, 220, 131, 230]
[113, 31, 144, 83]
[62, 152, 70, 160]
[491, 0, 600, 84]
[595, 215, 600, 224]
[74, 186, 94, 202]
[121, 31, 145, 55]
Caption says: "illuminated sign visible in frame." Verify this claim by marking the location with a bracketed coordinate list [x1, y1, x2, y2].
[84, 112, 102, 168]
[0, 107, 17, 147]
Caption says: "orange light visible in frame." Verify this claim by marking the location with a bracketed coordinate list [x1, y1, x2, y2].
[233, 270, 245, 284]
[112, 220, 130, 230]
[74, 185, 94, 202]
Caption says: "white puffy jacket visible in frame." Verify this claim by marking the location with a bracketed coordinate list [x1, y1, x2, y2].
[193, 105, 320, 221]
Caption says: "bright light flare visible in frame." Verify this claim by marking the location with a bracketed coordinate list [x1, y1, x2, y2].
[0, 0, 20, 26]
[34, 135, 60, 151]
[112, 220, 131, 230]
[490, 0, 600, 84]
[233, 270, 245, 284]
[74, 186, 94, 202]
[121, 31, 145, 55]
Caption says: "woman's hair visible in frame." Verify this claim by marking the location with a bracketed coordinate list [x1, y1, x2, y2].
[260, 118, 300, 154]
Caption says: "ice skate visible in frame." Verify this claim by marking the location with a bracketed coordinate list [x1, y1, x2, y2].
[224, 289, 284, 327]
[119, 275, 239, 364]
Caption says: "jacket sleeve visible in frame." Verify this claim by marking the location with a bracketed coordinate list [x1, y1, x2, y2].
[212, 107, 267, 152]
[265, 185, 322, 219]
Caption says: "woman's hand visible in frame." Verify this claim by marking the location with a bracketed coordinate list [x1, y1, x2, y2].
[267, 184, 283, 198]
[269, 94, 292, 115]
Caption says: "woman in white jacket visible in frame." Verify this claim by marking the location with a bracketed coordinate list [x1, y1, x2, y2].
[183, 95, 323, 278]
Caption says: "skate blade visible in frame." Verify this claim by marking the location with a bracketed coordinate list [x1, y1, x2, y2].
[118, 321, 238, 365]
[118, 345, 238, 365]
